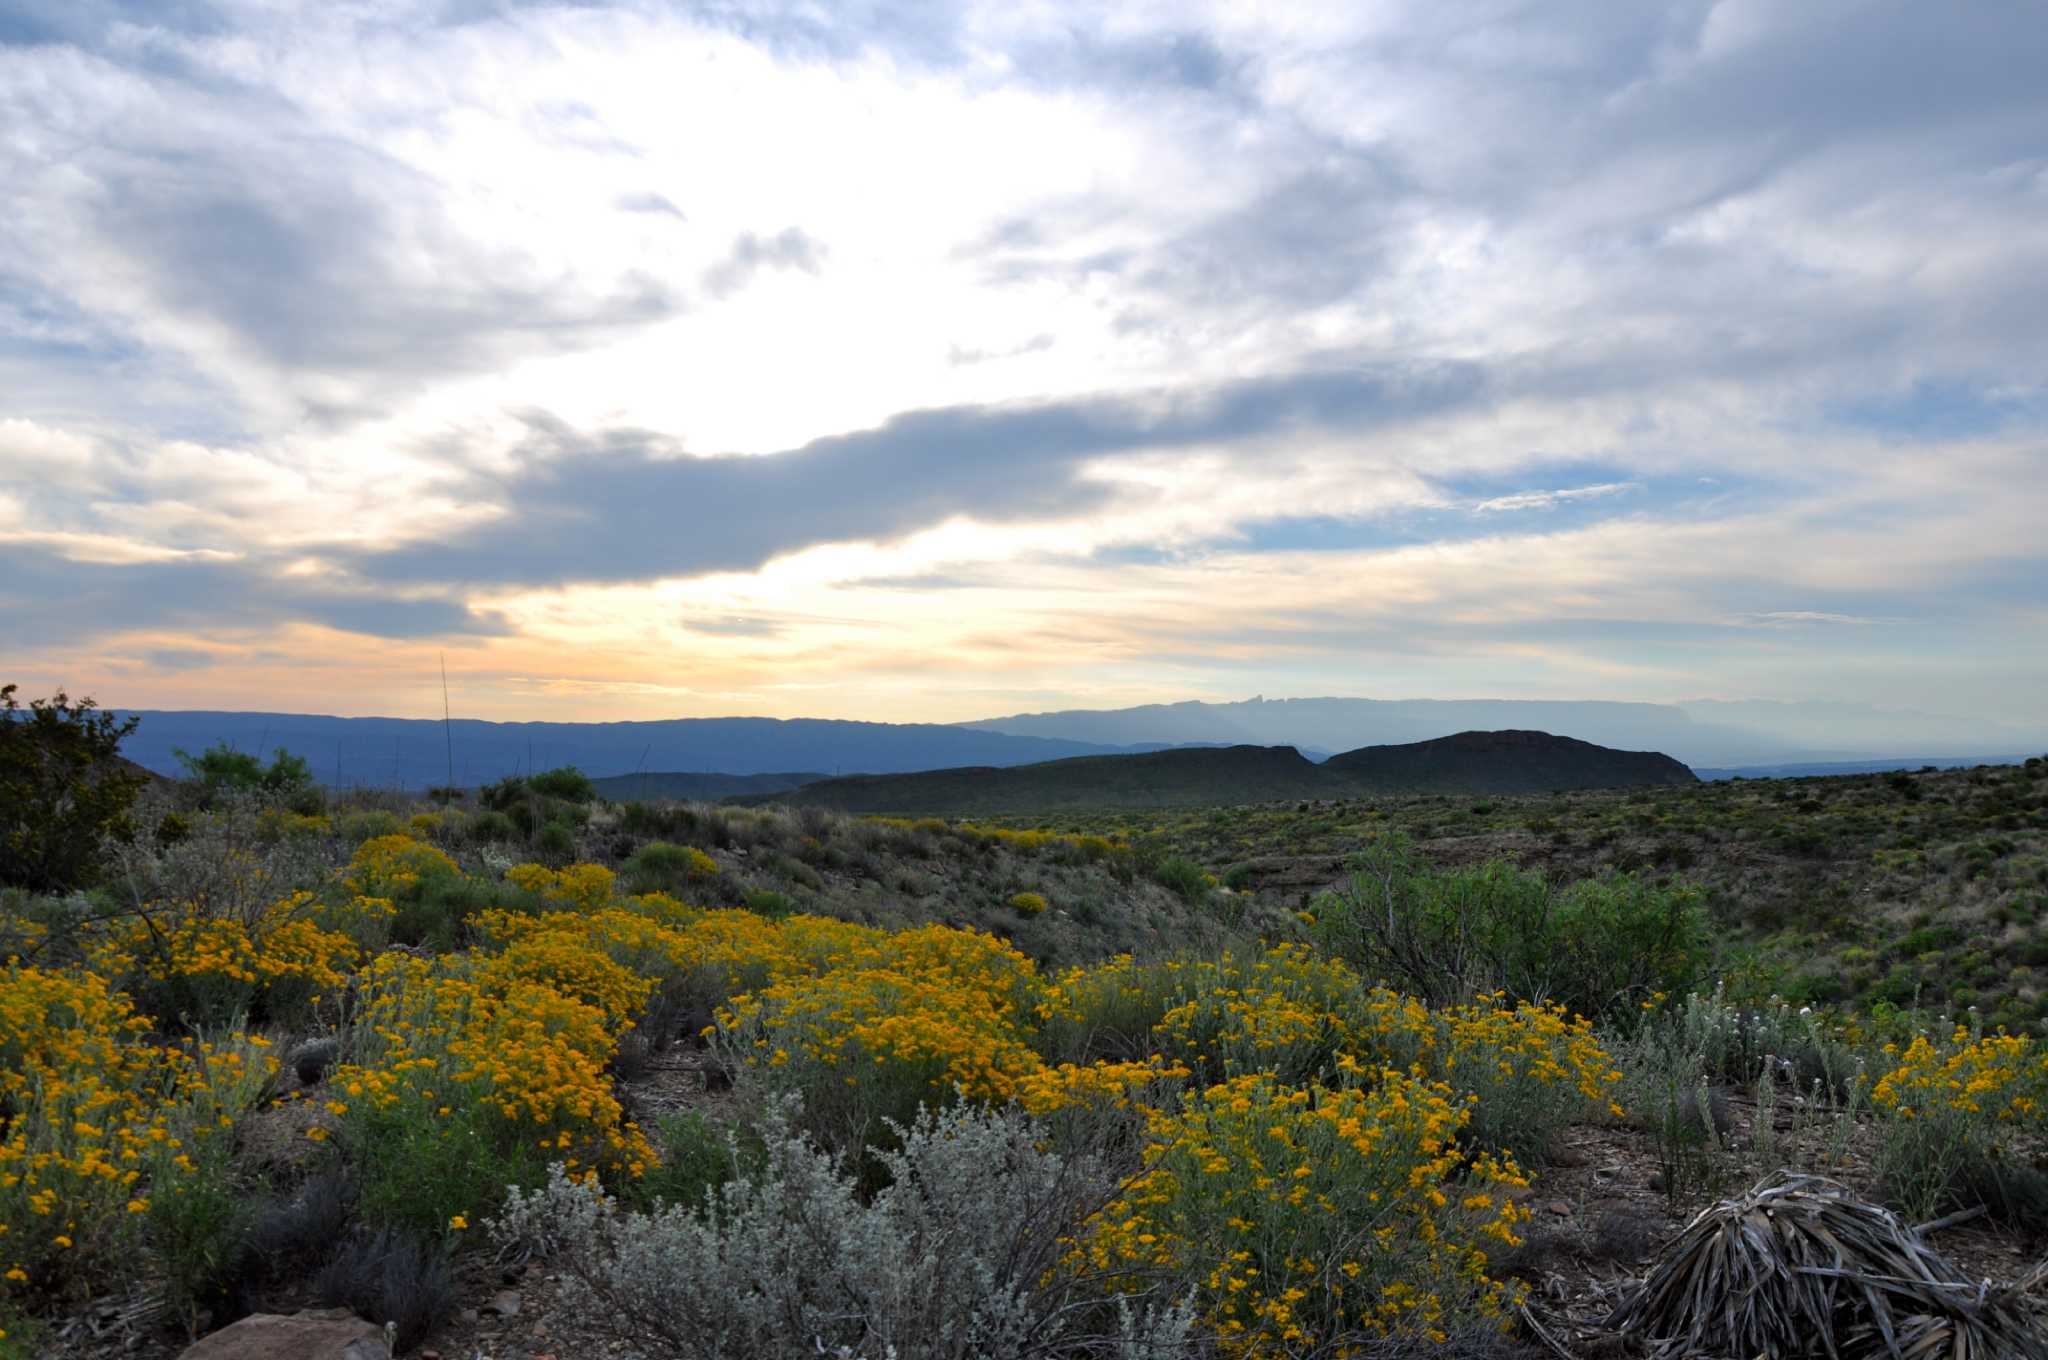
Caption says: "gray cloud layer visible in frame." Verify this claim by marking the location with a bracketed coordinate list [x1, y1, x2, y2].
[352, 362, 1486, 587]
[0, 542, 504, 650]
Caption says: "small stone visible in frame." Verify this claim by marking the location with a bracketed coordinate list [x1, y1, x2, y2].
[176, 1311, 385, 1360]
[485, 1289, 522, 1318]
[458, 1309, 480, 1325]
[1545, 1199, 1573, 1217]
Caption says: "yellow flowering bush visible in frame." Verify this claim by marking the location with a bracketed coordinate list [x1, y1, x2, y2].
[300, 892, 398, 954]
[84, 892, 355, 1028]
[345, 834, 459, 902]
[254, 808, 331, 843]
[1013, 1058, 1189, 1118]
[718, 965, 1044, 1159]
[329, 952, 654, 1235]
[1146, 947, 1363, 1086]
[1872, 1028, 2044, 1122]
[0, 967, 274, 1302]
[475, 930, 656, 1030]
[1870, 1026, 2048, 1219]
[1352, 992, 1624, 1162]
[506, 862, 617, 912]
[1079, 1072, 1528, 1354]
[839, 923, 1049, 1024]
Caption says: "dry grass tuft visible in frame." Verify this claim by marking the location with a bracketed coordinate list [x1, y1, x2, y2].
[1605, 1171, 2048, 1359]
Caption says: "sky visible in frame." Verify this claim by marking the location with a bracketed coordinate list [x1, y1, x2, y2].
[3, 0, 2045, 727]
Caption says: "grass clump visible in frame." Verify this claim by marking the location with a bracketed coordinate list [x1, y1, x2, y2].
[314, 1227, 456, 1352]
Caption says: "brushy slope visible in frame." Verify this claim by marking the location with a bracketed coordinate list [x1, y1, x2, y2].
[762, 744, 1336, 814]
[991, 755, 2048, 1032]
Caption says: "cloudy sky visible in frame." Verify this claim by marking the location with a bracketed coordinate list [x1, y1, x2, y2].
[4, 0, 2045, 725]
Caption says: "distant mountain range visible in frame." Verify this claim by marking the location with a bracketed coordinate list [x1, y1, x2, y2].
[761, 731, 1695, 815]
[957, 697, 2047, 770]
[109, 711, 1167, 788]
[105, 697, 2044, 791]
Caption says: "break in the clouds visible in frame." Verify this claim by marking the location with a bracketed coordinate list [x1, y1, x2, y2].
[2, 0, 2045, 733]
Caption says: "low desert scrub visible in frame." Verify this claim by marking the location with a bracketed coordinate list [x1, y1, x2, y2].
[492, 1102, 1197, 1360]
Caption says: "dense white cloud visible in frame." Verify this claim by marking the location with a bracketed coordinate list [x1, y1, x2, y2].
[1, 0, 2044, 730]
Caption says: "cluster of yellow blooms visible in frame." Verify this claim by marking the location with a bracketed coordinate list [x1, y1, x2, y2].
[345, 834, 459, 901]
[326, 951, 654, 1179]
[1138, 947, 1362, 1084]
[83, 890, 357, 1027]
[0, 966, 274, 1294]
[505, 861, 621, 912]
[1079, 1071, 1529, 1354]
[1871, 1028, 2045, 1122]
[866, 817, 1124, 859]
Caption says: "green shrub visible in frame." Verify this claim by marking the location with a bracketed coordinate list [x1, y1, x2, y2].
[1309, 833, 1706, 1023]
[1008, 890, 1048, 916]
[741, 889, 796, 918]
[174, 741, 315, 804]
[336, 808, 407, 845]
[348, 1096, 545, 1240]
[468, 809, 517, 843]
[1897, 923, 1962, 956]
[393, 873, 522, 950]
[0, 685, 146, 892]
[1151, 855, 1209, 905]
[622, 841, 720, 895]
[627, 1111, 764, 1214]
[529, 766, 597, 803]
[148, 1129, 252, 1330]
[535, 819, 577, 865]
[1034, 955, 1192, 1066]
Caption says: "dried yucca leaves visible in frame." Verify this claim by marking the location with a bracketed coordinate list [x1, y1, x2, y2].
[1605, 1171, 2047, 1359]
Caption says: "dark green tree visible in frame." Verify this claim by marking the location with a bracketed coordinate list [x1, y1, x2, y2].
[0, 684, 147, 892]
[174, 741, 314, 796]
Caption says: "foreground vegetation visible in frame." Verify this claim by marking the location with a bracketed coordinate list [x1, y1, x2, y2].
[1, 696, 2044, 1357]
